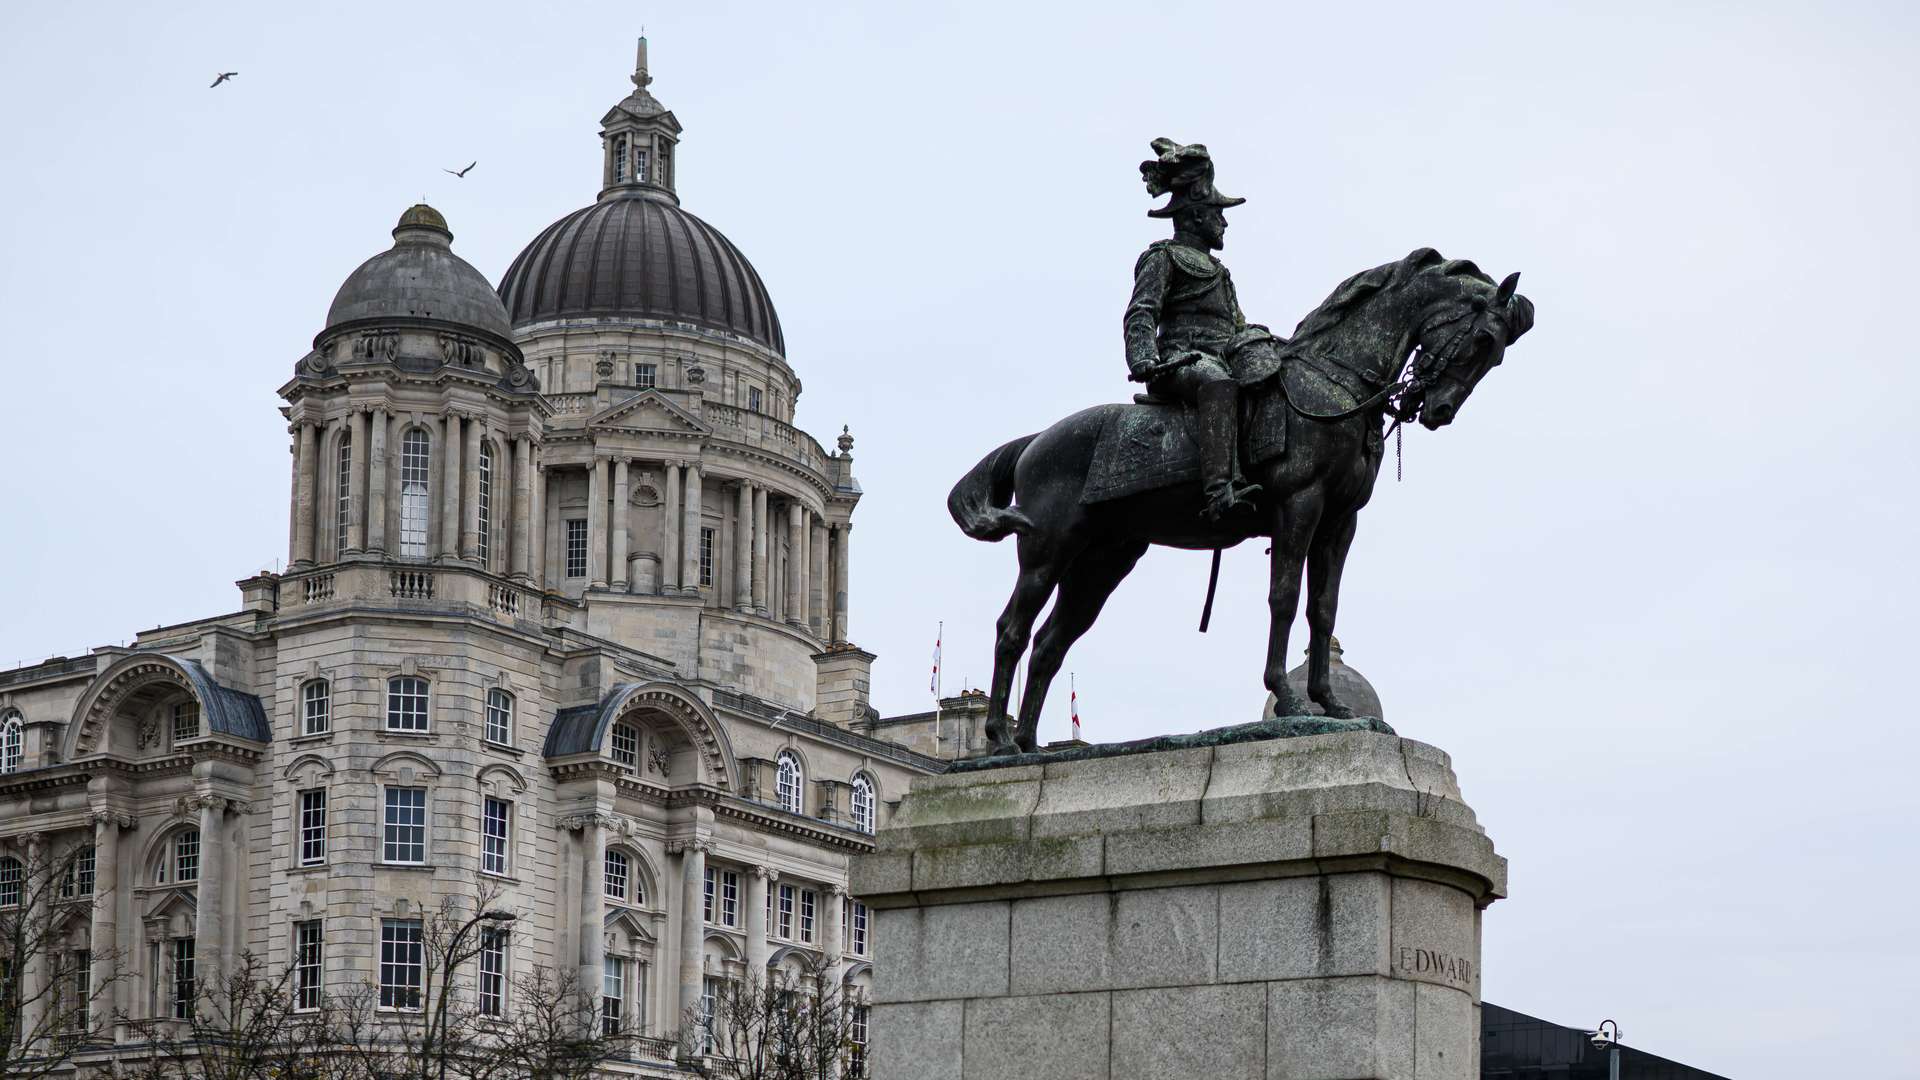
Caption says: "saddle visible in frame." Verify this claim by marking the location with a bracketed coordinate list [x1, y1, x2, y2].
[1080, 352, 1372, 505]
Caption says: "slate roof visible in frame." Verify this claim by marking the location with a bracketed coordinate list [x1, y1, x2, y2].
[172, 657, 271, 743]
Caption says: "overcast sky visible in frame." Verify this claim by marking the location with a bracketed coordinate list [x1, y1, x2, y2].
[3, 2, 1916, 1075]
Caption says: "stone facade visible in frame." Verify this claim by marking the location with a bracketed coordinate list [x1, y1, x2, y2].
[851, 732, 1507, 1080]
[0, 39, 955, 1078]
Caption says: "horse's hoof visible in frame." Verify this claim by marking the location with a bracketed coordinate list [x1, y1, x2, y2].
[1319, 702, 1356, 720]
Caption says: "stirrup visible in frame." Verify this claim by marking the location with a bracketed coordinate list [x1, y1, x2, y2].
[1203, 478, 1262, 520]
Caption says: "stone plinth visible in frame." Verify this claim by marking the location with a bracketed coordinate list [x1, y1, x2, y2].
[849, 730, 1505, 1080]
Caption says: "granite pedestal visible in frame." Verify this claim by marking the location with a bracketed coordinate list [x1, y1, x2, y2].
[849, 729, 1506, 1080]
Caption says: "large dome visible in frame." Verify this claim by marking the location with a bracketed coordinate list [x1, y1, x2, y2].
[498, 191, 785, 354]
[325, 205, 512, 340]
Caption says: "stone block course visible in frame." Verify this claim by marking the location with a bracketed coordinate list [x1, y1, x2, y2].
[962, 992, 1110, 1080]
[1112, 983, 1266, 1080]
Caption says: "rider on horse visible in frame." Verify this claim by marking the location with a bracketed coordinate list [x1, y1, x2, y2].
[1124, 138, 1284, 521]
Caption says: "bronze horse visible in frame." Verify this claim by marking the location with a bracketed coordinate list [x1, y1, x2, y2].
[948, 248, 1535, 754]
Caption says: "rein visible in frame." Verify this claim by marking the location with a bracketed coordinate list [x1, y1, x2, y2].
[1282, 301, 1483, 425]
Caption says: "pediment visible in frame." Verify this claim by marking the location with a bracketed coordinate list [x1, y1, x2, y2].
[604, 908, 655, 942]
[590, 389, 709, 434]
[143, 888, 198, 926]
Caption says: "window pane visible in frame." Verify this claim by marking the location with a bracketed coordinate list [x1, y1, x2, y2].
[482, 798, 510, 875]
[400, 431, 431, 557]
[383, 788, 426, 864]
[174, 830, 200, 882]
[172, 701, 200, 743]
[299, 789, 327, 865]
[478, 929, 507, 1016]
[0, 714, 22, 774]
[303, 680, 330, 736]
[379, 920, 423, 1009]
[172, 938, 196, 1019]
[386, 677, 429, 732]
[485, 689, 512, 745]
[476, 442, 493, 565]
[699, 527, 714, 587]
[610, 724, 638, 769]
[566, 519, 588, 578]
[295, 921, 324, 1011]
[604, 850, 628, 900]
[336, 430, 352, 559]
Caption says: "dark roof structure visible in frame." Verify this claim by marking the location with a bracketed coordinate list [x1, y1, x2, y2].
[497, 192, 785, 354]
[324, 205, 513, 340]
[1482, 1003, 1731, 1079]
[173, 657, 271, 743]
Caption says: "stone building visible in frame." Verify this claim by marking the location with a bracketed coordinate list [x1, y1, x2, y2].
[0, 39, 950, 1075]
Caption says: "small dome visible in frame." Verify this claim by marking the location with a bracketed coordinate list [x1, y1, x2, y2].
[1266, 637, 1385, 721]
[498, 191, 785, 353]
[323, 205, 512, 339]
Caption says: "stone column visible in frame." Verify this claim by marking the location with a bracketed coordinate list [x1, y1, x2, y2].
[810, 515, 829, 637]
[16, 834, 47, 1046]
[347, 410, 369, 554]
[511, 435, 532, 580]
[89, 812, 129, 1040]
[681, 463, 704, 592]
[611, 458, 631, 591]
[821, 883, 845, 983]
[571, 816, 606, 1008]
[461, 417, 483, 564]
[293, 422, 317, 567]
[540, 462, 557, 590]
[734, 482, 754, 612]
[832, 525, 851, 643]
[588, 456, 609, 590]
[440, 412, 462, 559]
[367, 408, 390, 555]
[752, 487, 770, 616]
[661, 464, 682, 593]
[193, 797, 229, 976]
[676, 840, 709, 1026]
[786, 501, 806, 627]
[746, 865, 775, 978]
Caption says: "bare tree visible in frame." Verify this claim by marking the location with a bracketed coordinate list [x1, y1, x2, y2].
[0, 834, 128, 1080]
[122, 950, 354, 1080]
[674, 967, 868, 1080]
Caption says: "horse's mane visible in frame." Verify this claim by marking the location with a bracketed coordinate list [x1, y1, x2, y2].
[1286, 247, 1495, 349]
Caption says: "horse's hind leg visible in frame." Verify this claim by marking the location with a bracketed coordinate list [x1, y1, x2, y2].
[987, 549, 1063, 755]
[1305, 512, 1359, 718]
[1014, 539, 1150, 750]
[1265, 490, 1324, 717]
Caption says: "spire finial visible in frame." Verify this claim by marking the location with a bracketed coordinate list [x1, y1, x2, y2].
[633, 35, 652, 90]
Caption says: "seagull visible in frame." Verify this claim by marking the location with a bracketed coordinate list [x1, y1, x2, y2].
[210, 72, 238, 88]
[444, 161, 476, 178]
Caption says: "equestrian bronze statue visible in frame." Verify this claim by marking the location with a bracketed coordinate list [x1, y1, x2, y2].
[948, 139, 1535, 756]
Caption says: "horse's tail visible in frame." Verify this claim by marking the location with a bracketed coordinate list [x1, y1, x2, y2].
[948, 434, 1038, 542]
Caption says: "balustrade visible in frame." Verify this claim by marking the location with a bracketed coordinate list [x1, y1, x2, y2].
[389, 570, 435, 599]
[302, 574, 335, 603]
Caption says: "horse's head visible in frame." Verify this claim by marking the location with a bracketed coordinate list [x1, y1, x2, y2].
[1405, 269, 1535, 430]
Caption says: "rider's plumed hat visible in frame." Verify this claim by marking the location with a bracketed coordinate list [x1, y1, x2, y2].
[1141, 138, 1246, 219]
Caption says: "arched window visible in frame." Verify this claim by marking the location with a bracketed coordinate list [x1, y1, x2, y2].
[155, 828, 201, 884]
[477, 441, 494, 566]
[0, 710, 22, 774]
[0, 857, 19, 907]
[484, 688, 513, 746]
[386, 676, 430, 733]
[604, 849, 630, 902]
[776, 752, 804, 815]
[611, 135, 629, 183]
[301, 679, 330, 736]
[335, 428, 353, 559]
[850, 774, 876, 835]
[609, 723, 638, 771]
[400, 429, 431, 558]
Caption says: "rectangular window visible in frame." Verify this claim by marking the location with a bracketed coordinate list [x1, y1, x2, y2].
[777, 884, 795, 940]
[0, 859, 18, 907]
[566, 519, 588, 578]
[747, 386, 763, 413]
[721, 871, 739, 927]
[800, 889, 817, 944]
[604, 851, 629, 901]
[63, 845, 96, 899]
[850, 1004, 870, 1077]
[379, 919, 423, 1010]
[602, 956, 625, 1035]
[336, 432, 352, 559]
[476, 444, 493, 565]
[848, 899, 869, 956]
[298, 789, 327, 866]
[703, 866, 716, 924]
[382, 788, 427, 865]
[295, 921, 324, 1011]
[635, 363, 656, 389]
[610, 724, 638, 770]
[478, 929, 507, 1017]
[172, 701, 199, 743]
[171, 937, 196, 1019]
[386, 676, 429, 732]
[484, 690, 512, 746]
[174, 831, 200, 883]
[400, 430, 431, 557]
[482, 798, 511, 876]
[72, 950, 92, 1033]
[699, 527, 715, 587]
[699, 977, 717, 1053]
[302, 680, 330, 736]
[633, 148, 650, 185]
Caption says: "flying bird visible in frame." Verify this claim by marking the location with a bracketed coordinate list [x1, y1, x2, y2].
[210, 72, 238, 88]
[444, 161, 476, 178]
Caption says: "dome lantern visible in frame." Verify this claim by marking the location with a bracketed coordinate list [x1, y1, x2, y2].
[322, 204, 512, 342]
[600, 36, 683, 203]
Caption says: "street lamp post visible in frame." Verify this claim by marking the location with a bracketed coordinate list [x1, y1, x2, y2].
[1590, 1018, 1622, 1080]
[424, 909, 517, 1080]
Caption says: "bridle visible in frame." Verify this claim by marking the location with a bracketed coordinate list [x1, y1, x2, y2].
[1284, 293, 1497, 425]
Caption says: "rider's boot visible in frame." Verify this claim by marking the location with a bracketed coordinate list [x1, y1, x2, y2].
[1197, 380, 1260, 521]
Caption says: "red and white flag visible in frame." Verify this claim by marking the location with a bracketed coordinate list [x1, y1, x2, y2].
[1070, 673, 1081, 740]
[930, 622, 943, 699]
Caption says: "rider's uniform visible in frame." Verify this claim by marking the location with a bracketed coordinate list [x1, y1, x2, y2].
[1123, 239, 1278, 397]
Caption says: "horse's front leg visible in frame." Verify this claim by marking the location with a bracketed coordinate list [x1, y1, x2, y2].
[1305, 512, 1360, 718]
[1264, 491, 1323, 717]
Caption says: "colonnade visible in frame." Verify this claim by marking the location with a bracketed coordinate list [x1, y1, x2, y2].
[557, 454, 851, 640]
[288, 409, 543, 580]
